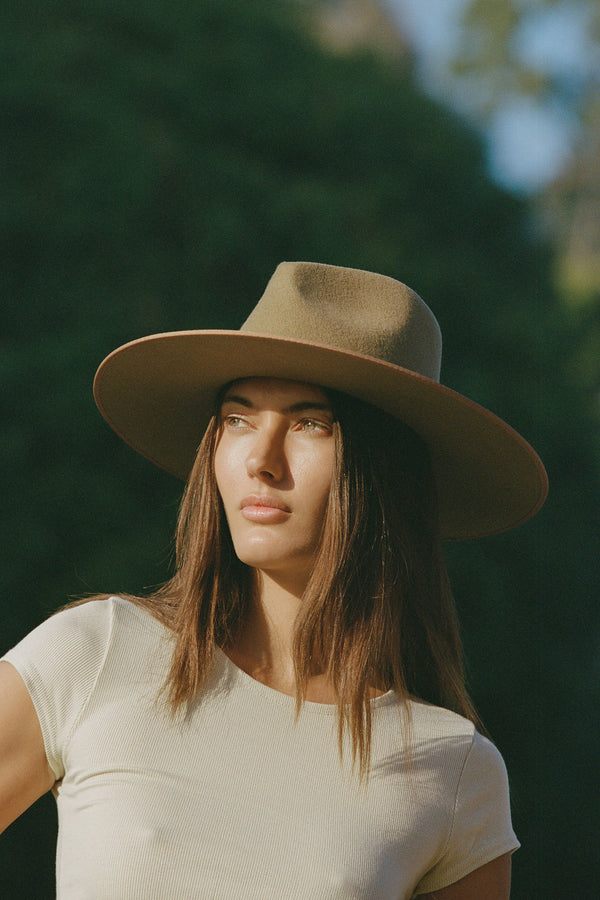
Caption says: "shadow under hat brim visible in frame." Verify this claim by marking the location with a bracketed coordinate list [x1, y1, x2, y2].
[93, 330, 548, 541]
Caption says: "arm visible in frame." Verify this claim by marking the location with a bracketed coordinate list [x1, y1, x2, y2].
[0, 660, 56, 833]
[419, 852, 512, 899]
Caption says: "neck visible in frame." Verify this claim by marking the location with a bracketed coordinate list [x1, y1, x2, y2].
[227, 571, 302, 687]
[223, 570, 387, 703]
[225, 569, 343, 700]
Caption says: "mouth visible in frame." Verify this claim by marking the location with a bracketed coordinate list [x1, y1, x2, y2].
[240, 494, 291, 522]
[241, 494, 291, 512]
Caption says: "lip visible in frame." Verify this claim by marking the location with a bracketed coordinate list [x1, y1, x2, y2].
[241, 494, 291, 512]
[240, 494, 291, 522]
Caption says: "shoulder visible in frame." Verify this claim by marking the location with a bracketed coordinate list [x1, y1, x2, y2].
[3, 596, 143, 665]
[404, 699, 477, 773]
[3, 596, 116, 671]
[414, 701, 510, 787]
[417, 702, 507, 755]
[406, 709, 518, 895]
[454, 730, 513, 824]
[409, 698, 476, 737]
[392, 701, 511, 803]
[1, 596, 162, 714]
[1, 597, 164, 779]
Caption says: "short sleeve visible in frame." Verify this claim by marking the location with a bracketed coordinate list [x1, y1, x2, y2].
[1, 599, 116, 780]
[414, 731, 520, 895]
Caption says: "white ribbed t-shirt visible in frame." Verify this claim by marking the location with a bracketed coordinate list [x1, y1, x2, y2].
[3, 597, 518, 898]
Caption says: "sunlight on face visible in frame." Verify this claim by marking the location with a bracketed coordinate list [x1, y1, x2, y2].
[214, 378, 335, 588]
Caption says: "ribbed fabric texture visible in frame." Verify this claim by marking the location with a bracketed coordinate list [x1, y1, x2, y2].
[3, 598, 518, 898]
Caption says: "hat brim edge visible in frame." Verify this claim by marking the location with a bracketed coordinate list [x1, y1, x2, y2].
[93, 330, 549, 541]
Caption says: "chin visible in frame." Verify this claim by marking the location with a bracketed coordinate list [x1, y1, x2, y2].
[236, 551, 291, 571]
[233, 544, 313, 580]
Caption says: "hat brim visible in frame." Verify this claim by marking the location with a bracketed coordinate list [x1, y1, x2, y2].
[93, 330, 548, 540]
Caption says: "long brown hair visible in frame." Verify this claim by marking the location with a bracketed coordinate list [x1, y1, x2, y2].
[72, 387, 479, 777]
[294, 391, 479, 774]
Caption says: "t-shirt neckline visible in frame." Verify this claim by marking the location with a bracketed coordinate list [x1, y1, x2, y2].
[214, 646, 397, 714]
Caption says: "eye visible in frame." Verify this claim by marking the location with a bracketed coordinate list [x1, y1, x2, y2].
[298, 418, 330, 433]
[222, 414, 248, 429]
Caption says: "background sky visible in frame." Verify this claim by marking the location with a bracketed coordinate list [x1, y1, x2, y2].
[389, 0, 596, 192]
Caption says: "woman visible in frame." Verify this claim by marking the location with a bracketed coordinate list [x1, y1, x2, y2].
[0, 262, 547, 898]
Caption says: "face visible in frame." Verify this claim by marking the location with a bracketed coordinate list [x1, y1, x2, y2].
[213, 378, 335, 589]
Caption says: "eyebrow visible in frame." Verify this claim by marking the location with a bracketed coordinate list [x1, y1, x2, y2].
[221, 394, 333, 416]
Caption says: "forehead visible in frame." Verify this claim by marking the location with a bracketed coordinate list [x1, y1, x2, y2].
[220, 377, 330, 409]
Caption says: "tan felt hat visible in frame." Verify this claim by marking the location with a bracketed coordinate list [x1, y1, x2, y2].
[93, 261, 548, 540]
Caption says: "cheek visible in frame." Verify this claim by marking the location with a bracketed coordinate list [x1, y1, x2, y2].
[305, 447, 335, 507]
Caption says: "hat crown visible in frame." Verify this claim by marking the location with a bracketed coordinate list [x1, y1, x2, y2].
[241, 262, 442, 381]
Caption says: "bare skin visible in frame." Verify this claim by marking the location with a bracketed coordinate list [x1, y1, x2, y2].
[0, 660, 56, 833]
[419, 852, 512, 899]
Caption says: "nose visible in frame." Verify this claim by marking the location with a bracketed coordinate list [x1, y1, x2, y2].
[245, 422, 287, 483]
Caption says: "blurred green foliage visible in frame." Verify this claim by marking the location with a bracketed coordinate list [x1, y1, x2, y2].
[1, 1, 599, 897]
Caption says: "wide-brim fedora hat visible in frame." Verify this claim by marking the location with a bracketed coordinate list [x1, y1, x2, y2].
[93, 261, 548, 540]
